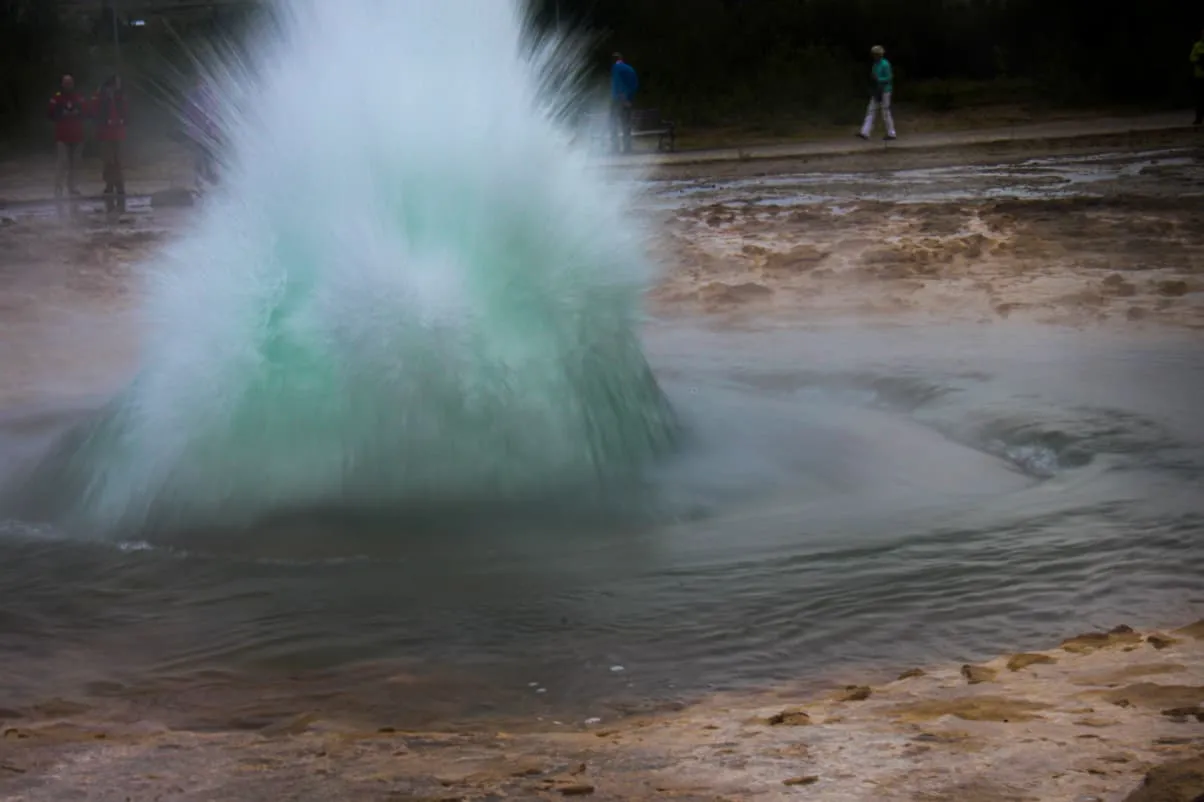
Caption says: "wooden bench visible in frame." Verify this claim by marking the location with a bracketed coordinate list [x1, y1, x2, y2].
[586, 108, 677, 152]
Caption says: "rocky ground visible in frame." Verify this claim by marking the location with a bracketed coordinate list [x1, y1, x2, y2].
[1, 622, 1202, 801]
[652, 192, 1204, 330]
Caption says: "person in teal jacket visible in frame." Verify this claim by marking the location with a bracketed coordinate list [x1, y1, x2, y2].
[858, 45, 897, 141]
[1192, 28, 1204, 126]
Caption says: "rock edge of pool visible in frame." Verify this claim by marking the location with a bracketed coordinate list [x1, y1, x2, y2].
[1, 618, 1202, 802]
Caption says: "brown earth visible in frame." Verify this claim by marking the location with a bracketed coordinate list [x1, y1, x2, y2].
[652, 196, 1204, 330]
[0, 215, 155, 406]
[1, 621, 1202, 801]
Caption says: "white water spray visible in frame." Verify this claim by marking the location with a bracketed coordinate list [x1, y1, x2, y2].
[9, 0, 677, 535]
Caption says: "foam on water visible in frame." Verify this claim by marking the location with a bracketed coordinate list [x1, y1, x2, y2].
[6, 0, 677, 536]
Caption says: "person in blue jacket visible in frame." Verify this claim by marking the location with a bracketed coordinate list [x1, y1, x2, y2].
[610, 53, 639, 153]
[858, 45, 897, 141]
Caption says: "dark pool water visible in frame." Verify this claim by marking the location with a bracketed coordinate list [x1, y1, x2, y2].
[2, 321, 1201, 718]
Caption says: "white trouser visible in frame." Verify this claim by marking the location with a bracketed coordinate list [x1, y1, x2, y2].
[861, 92, 896, 138]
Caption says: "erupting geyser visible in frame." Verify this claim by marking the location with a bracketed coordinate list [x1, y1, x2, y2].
[7, 0, 677, 536]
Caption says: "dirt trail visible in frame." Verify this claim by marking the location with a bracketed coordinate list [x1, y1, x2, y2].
[632, 112, 1199, 173]
[1, 112, 1198, 204]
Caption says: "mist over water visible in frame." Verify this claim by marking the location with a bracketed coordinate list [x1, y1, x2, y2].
[8, 0, 677, 536]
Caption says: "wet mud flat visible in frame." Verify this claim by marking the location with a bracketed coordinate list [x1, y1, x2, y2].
[651, 148, 1204, 328]
[0, 209, 174, 409]
[2, 622, 1203, 801]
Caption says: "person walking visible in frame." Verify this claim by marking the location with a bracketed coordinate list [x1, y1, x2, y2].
[91, 75, 129, 214]
[858, 45, 897, 141]
[47, 74, 87, 197]
[610, 53, 639, 153]
[1191, 27, 1204, 126]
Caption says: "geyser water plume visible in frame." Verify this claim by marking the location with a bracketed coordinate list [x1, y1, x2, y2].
[9, 0, 677, 536]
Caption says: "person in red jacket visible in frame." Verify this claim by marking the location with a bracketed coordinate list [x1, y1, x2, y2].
[47, 74, 87, 198]
[91, 75, 128, 213]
